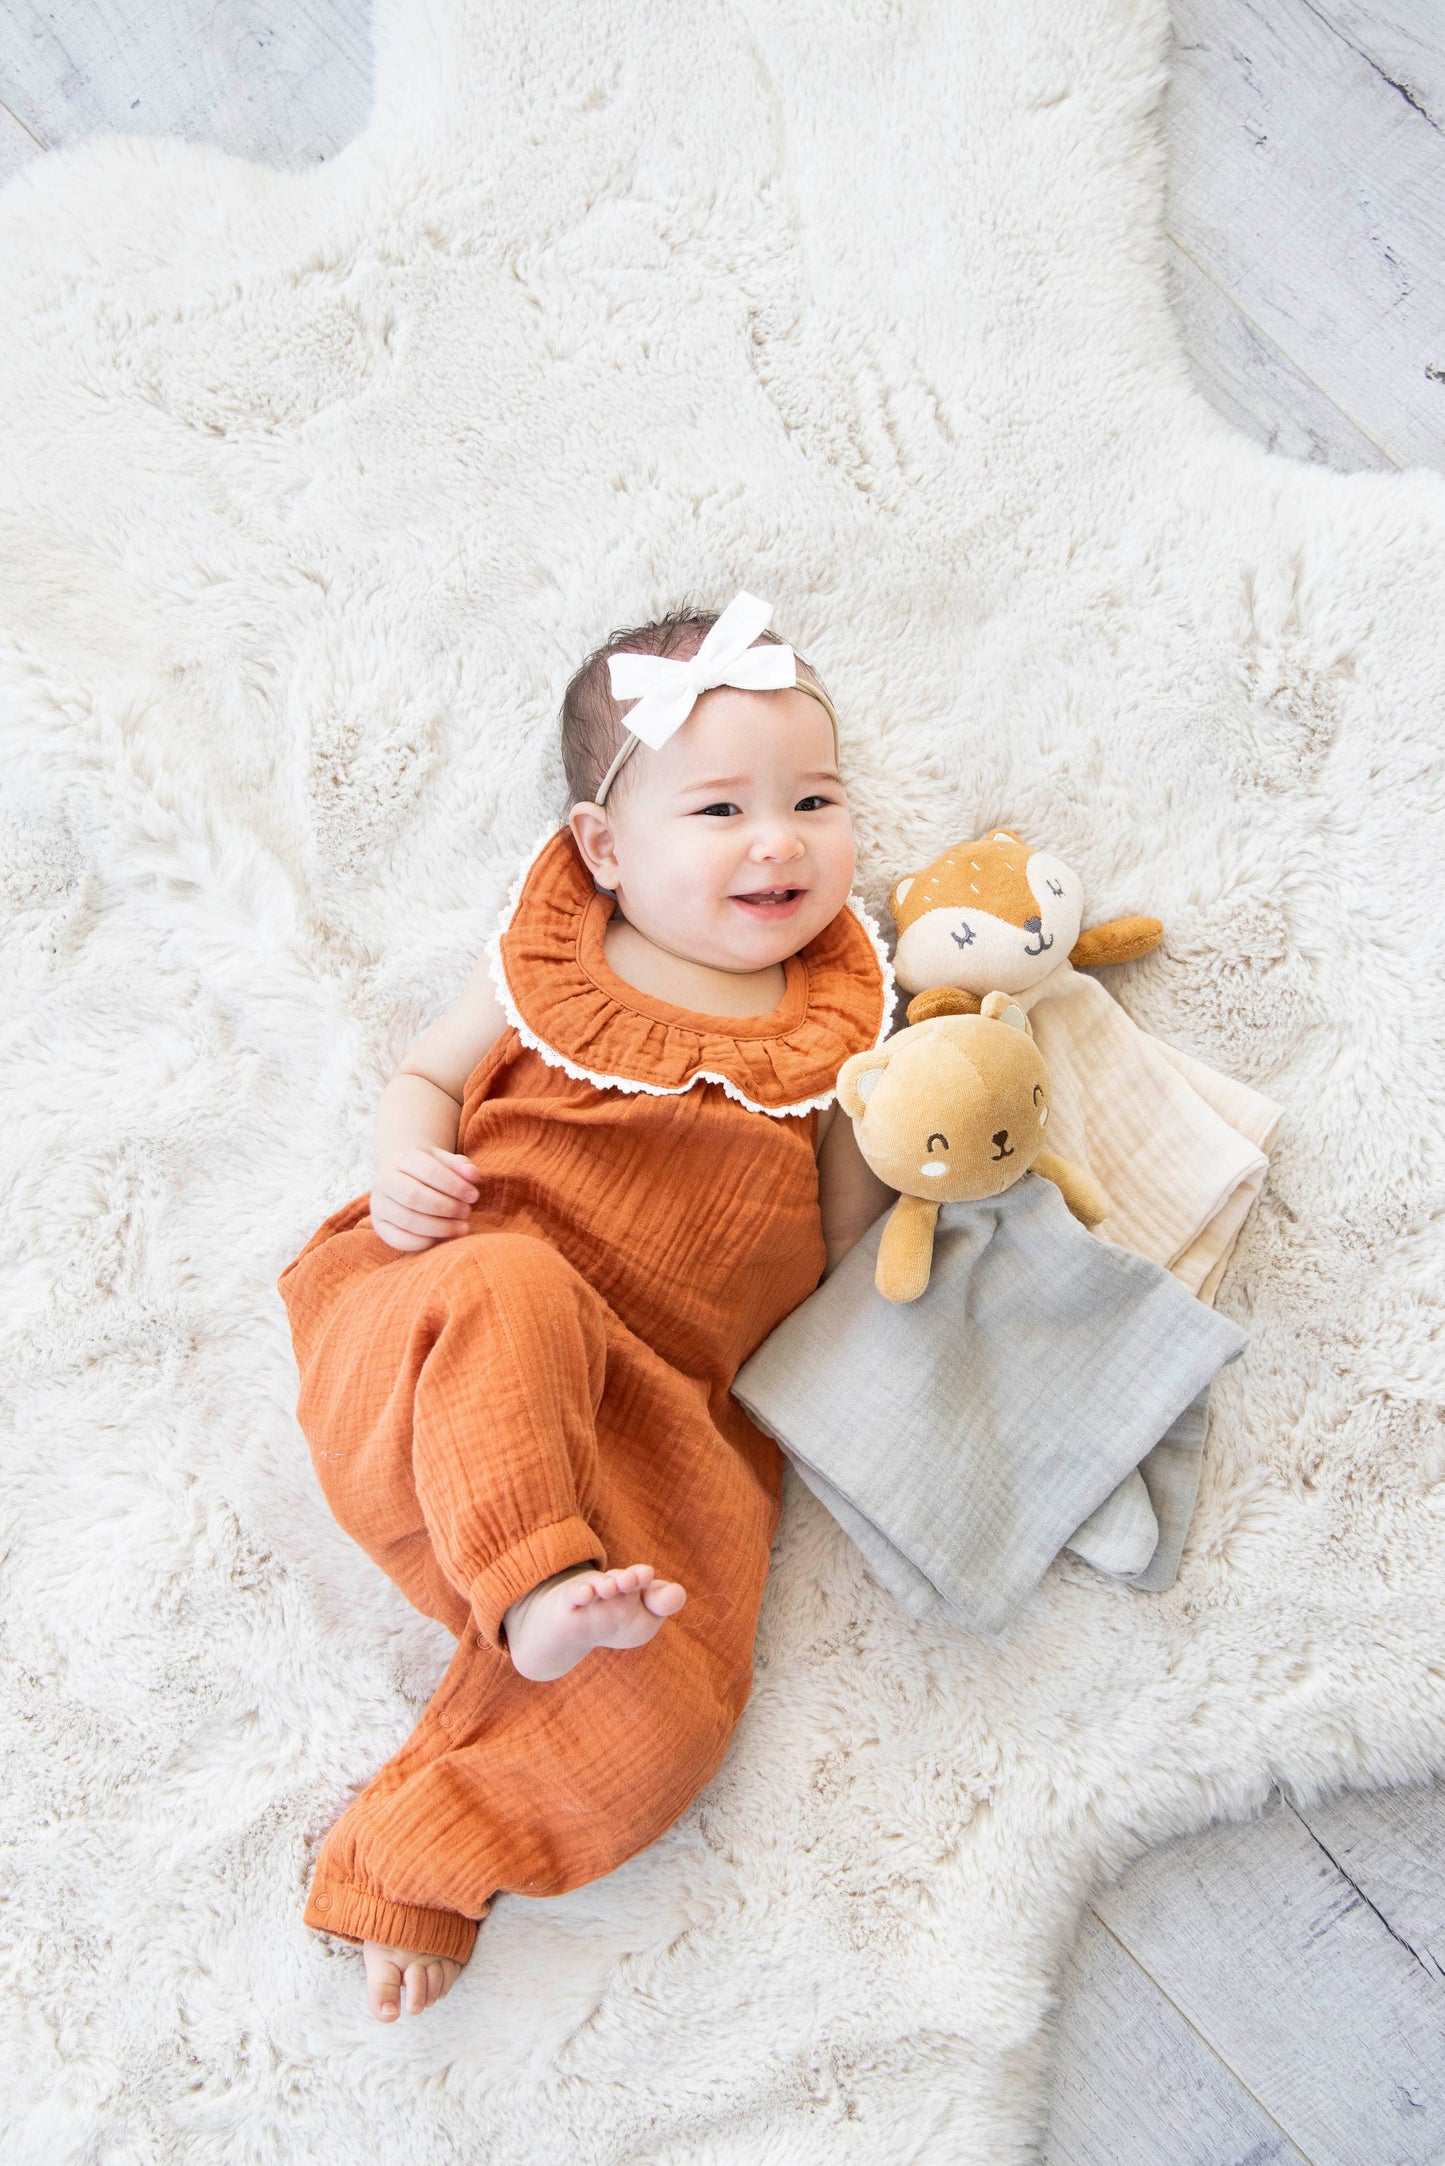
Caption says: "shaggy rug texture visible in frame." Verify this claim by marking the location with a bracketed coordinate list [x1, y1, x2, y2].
[3, 0, 1443, 2158]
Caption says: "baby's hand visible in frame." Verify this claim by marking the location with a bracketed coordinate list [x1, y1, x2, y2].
[370, 1147, 480, 1252]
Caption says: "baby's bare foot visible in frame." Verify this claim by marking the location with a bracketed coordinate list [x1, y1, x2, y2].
[503, 1563, 687, 1682]
[363, 1939, 464, 2023]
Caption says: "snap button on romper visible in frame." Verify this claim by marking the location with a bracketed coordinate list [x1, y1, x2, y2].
[277, 828, 891, 1961]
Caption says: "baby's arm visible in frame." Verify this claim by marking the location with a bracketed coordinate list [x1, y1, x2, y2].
[816, 1104, 895, 1277]
[369, 953, 509, 1252]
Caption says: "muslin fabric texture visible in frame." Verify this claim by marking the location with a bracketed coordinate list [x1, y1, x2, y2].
[733, 1173, 1247, 1633]
[276, 829, 890, 1960]
[1011, 958, 1280, 1559]
[1017, 961, 1282, 1300]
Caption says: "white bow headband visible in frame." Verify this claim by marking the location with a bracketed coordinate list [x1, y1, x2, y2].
[591, 589, 839, 806]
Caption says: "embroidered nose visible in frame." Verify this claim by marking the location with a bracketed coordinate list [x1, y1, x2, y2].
[991, 1130, 1014, 1160]
[1024, 917, 1041, 933]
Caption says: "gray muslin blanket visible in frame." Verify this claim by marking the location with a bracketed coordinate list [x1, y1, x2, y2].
[733, 1171, 1247, 1634]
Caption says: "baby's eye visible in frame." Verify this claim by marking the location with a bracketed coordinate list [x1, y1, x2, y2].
[697, 802, 742, 817]
[794, 794, 830, 812]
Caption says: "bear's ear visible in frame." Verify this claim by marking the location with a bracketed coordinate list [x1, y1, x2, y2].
[889, 873, 915, 919]
[980, 990, 1033, 1036]
[837, 1045, 893, 1120]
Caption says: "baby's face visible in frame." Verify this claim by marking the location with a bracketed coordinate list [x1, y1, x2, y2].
[574, 686, 856, 975]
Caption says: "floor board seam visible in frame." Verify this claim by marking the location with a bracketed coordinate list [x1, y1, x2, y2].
[0, 95, 44, 150]
[1162, 231, 1402, 469]
[1084, 1901, 1316, 2165]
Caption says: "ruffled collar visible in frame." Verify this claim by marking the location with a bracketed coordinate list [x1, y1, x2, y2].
[489, 827, 894, 1118]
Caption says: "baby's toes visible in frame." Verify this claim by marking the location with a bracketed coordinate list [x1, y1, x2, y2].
[405, 1958, 450, 2013]
[366, 1958, 404, 2023]
[559, 1573, 601, 1610]
[608, 1563, 654, 1598]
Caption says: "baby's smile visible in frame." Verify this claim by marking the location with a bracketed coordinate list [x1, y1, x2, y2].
[730, 884, 807, 919]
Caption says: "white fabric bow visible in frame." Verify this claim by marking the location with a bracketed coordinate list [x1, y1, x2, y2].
[606, 590, 797, 748]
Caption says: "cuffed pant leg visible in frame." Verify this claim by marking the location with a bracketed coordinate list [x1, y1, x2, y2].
[303, 1879, 482, 1963]
[295, 1231, 611, 1643]
[408, 1234, 611, 1645]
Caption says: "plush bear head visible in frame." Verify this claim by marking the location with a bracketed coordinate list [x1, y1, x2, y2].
[836, 994, 1051, 1203]
[889, 829, 1084, 998]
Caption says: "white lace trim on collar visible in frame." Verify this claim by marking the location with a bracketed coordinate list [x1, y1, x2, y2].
[485, 824, 895, 1120]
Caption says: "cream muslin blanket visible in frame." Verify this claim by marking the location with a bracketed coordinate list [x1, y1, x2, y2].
[1018, 962, 1282, 1302]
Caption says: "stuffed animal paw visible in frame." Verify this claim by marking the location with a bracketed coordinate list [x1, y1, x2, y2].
[836, 993, 1110, 1302]
[889, 829, 1163, 1027]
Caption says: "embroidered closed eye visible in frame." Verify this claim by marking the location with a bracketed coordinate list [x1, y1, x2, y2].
[1047, 878, 1064, 897]
[1033, 1083, 1048, 1126]
[951, 922, 975, 949]
[920, 1130, 950, 1178]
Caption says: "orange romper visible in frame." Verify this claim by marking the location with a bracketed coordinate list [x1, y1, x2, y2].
[277, 828, 891, 1962]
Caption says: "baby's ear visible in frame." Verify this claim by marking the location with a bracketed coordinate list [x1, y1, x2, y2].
[837, 1045, 892, 1120]
[980, 990, 1033, 1036]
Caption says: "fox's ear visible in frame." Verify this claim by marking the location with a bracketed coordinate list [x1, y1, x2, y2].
[837, 1045, 893, 1120]
[980, 990, 1033, 1036]
[990, 828, 1030, 848]
[889, 873, 916, 918]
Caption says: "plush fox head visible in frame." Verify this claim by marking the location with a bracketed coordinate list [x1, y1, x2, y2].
[889, 830, 1084, 997]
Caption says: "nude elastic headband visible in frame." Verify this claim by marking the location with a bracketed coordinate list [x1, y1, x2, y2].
[590, 589, 841, 807]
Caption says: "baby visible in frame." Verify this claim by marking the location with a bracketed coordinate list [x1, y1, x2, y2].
[277, 592, 894, 2021]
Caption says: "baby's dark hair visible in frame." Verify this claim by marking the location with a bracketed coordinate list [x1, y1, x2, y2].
[560, 603, 833, 807]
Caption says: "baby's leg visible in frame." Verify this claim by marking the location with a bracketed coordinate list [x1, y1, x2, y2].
[310, 1526, 766, 2001]
[290, 1229, 700, 2000]
[298, 1230, 678, 1655]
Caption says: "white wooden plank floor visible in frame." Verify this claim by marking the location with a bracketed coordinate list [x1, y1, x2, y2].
[2, 6, 1443, 2162]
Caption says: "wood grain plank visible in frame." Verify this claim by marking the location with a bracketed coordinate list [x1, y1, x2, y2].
[1165, 0, 1445, 470]
[1045, 1909, 1309, 2166]
[0, 1, 373, 170]
[1167, 238, 1397, 469]
[1288, 1780, 1445, 1985]
[1093, 1792, 1445, 2165]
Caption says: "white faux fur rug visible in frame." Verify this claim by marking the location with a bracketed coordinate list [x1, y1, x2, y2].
[3, 1, 1444, 2158]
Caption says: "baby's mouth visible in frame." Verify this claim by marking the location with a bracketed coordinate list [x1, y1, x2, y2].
[731, 887, 806, 916]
